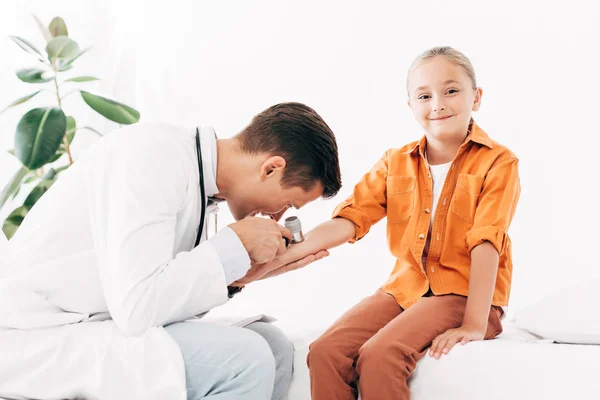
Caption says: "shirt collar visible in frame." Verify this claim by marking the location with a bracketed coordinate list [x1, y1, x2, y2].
[198, 126, 219, 197]
[407, 121, 494, 156]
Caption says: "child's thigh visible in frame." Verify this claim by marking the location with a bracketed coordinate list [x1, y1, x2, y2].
[311, 289, 402, 355]
[363, 294, 468, 353]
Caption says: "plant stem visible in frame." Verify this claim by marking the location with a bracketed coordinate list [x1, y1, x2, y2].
[54, 77, 73, 165]
[60, 89, 78, 101]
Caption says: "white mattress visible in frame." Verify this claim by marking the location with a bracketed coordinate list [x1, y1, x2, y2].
[282, 318, 600, 400]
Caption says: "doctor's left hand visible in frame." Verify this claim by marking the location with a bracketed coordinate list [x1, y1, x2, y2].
[231, 249, 330, 286]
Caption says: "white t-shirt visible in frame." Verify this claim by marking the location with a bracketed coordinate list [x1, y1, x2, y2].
[422, 160, 452, 264]
[430, 161, 452, 223]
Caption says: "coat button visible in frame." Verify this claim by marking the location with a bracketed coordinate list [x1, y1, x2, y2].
[418, 233, 425, 239]
[425, 208, 431, 214]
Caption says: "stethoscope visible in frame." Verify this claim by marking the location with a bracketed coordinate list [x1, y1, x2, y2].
[193, 127, 290, 250]
[194, 127, 207, 247]
[195, 127, 243, 298]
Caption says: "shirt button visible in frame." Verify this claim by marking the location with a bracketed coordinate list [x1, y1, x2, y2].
[424, 208, 431, 214]
[427, 173, 431, 179]
[431, 266, 435, 272]
[418, 233, 425, 239]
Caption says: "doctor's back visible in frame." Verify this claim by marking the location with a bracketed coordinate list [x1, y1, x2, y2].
[0, 123, 200, 316]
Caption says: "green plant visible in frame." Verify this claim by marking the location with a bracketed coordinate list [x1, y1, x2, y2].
[0, 15, 140, 239]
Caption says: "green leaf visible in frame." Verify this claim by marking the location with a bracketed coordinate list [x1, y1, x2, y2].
[56, 47, 90, 71]
[0, 166, 28, 210]
[65, 116, 76, 144]
[0, 91, 41, 117]
[23, 175, 38, 184]
[65, 76, 100, 83]
[48, 17, 68, 37]
[79, 126, 103, 136]
[58, 64, 73, 72]
[80, 91, 140, 124]
[42, 168, 57, 181]
[48, 152, 64, 163]
[16, 67, 55, 83]
[15, 107, 67, 170]
[24, 173, 56, 208]
[9, 35, 45, 61]
[12, 184, 22, 200]
[2, 205, 30, 239]
[59, 116, 76, 153]
[46, 36, 79, 60]
[31, 13, 52, 42]
[54, 165, 69, 174]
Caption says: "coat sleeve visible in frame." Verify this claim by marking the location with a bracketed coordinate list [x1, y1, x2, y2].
[85, 130, 228, 336]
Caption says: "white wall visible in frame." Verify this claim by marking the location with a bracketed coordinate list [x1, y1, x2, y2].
[1, 0, 599, 320]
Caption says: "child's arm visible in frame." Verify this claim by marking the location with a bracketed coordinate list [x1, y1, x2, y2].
[462, 242, 499, 330]
[232, 217, 356, 285]
[429, 152, 520, 359]
[429, 242, 498, 359]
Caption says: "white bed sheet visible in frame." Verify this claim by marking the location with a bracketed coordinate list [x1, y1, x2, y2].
[282, 319, 600, 400]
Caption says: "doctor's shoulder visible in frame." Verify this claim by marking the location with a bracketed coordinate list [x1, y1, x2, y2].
[104, 122, 191, 142]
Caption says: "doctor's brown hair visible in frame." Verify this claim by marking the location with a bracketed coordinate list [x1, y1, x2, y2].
[236, 102, 342, 199]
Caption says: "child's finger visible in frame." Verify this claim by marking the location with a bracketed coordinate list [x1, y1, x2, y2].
[433, 336, 450, 358]
[430, 334, 444, 356]
[443, 336, 461, 354]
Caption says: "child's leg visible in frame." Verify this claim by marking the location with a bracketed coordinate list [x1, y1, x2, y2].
[308, 289, 402, 400]
[355, 294, 503, 400]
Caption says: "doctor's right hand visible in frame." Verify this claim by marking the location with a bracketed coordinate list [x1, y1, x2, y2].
[229, 217, 293, 264]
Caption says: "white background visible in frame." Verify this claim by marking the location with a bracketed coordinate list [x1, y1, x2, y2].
[1, 0, 599, 322]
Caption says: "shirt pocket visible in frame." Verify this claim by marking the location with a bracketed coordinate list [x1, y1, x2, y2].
[386, 176, 416, 223]
[451, 173, 485, 224]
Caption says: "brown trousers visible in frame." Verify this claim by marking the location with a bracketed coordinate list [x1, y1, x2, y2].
[307, 290, 503, 400]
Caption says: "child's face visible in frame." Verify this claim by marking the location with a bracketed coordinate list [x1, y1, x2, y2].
[407, 57, 482, 141]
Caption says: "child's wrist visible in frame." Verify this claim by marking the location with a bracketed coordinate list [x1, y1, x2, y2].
[461, 318, 487, 333]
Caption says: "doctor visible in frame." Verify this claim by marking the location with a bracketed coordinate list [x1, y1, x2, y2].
[0, 102, 342, 400]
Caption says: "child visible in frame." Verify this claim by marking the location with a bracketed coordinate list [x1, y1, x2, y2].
[239, 46, 520, 399]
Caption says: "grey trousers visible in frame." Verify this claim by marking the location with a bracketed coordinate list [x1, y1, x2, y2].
[166, 320, 294, 400]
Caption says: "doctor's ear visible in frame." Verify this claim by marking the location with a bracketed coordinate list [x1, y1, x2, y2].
[260, 156, 286, 180]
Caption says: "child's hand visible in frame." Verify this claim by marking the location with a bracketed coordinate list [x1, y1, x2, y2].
[258, 249, 329, 281]
[231, 248, 329, 286]
[429, 325, 485, 359]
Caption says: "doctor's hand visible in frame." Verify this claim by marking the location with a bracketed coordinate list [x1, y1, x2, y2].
[229, 217, 293, 265]
[231, 248, 330, 286]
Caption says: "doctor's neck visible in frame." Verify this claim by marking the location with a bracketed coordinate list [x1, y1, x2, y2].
[212, 137, 263, 200]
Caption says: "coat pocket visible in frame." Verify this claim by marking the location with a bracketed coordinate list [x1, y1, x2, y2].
[451, 173, 485, 224]
[386, 176, 416, 223]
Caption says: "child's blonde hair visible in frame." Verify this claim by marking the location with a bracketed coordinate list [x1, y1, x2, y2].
[407, 46, 477, 93]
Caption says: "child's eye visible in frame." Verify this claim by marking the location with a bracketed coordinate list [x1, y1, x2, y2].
[446, 89, 459, 95]
[418, 94, 430, 100]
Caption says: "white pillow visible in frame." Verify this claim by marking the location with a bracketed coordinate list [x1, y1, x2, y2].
[515, 278, 600, 344]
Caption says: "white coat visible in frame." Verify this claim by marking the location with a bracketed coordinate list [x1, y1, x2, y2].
[0, 123, 230, 399]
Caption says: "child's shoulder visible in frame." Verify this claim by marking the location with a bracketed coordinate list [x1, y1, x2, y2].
[489, 139, 518, 161]
[471, 124, 518, 162]
[384, 140, 421, 159]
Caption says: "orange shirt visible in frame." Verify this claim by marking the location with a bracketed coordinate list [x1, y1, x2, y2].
[333, 123, 520, 309]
